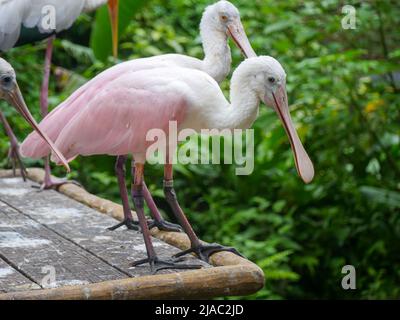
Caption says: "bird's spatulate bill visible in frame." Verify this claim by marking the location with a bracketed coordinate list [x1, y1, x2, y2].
[227, 20, 257, 59]
[270, 85, 314, 183]
[107, 0, 119, 58]
[8, 85, 70, 172]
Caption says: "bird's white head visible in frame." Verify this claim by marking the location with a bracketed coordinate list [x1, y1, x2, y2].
[234, 56, 287, 103]
[0, 57, 70, 171]
[234, 56, 314, 183]
[0, 58, 16, 101]
[200, 0, 256, 58]
[0, 58, 20, 106]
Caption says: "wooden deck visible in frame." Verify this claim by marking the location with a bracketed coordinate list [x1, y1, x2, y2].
[0, 168, 264, 300]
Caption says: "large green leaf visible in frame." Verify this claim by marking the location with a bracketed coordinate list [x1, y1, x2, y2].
[90, 0, 148, 61]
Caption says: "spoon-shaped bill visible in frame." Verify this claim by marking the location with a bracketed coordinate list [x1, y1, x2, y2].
[267, 84, 314, 183]
[227, 19, 257, 59]
[7, 84, 70, 172]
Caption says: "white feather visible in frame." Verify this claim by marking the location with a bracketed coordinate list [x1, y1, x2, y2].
[0, 0, 99, 50]
[83, 0, 108, 12]
[23, 0, 84, 33]
[0, 0, 31, 51]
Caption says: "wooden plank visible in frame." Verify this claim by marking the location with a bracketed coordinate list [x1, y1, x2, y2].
[0, 170, 265, 300]
[0, 195, 127, 291]
[0, 257, 40, 293]
[0, 177, 209, 280]
[0, 264, 264, 300]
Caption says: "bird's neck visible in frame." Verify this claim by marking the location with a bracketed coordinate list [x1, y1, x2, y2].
[211, 73, 260, 130]
[200, 24, 232, 83]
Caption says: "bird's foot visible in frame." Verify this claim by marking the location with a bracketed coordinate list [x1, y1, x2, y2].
[131, 256, 203, 274]
[173, 243, 244, 263]
[33, 177, 82, 191]
[7, 143, 27, 181]
[148, 219, 182, 232]
[107, 218, 140, 231]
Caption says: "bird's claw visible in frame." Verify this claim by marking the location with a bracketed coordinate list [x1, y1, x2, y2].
[173, 243, 245, 263]
[148, 219, 182, 232]
[32, 177, 82, 191]
[107, 219, 140, 231]
[7, 143, 27, 181]
[131, 256, 203, 274]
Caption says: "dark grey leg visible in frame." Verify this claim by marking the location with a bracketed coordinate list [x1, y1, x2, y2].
[130, 162, 202, 273]
[0, 111, 27, 181]
[163, 164, 244, 262]
[108, 155, 139, 231]
[108, 157, 181, 232]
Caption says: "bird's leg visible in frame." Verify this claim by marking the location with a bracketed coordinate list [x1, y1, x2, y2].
[37, 35, 78, 191]
[163, 164, 244, 263]
[143, 180, 182, 232]
[108, 155, 139, 231]
[130, 162, 202, 274]
[0, 111, 27, 181]
[40, 35, 54, 118]
[108, 157, 182, 232]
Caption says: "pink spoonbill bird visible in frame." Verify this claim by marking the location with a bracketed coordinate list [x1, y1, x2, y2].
[17, 0, 256, 233]
[21, 56, 314, 271]
[108, 0, 256, 232]
[0, 57, 69, 174]
[0, 0, 119, 188]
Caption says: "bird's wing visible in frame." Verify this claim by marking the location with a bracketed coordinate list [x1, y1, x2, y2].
[20, 62, 133, 159]
[52, 85, 187, 162]
[19, 57, 195, 158]
[0, 0, 31, 51]
[23, 0, 85, 33]
[20, 70, 188, 162]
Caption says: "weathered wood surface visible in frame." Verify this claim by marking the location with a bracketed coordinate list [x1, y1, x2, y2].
[0, 257, 39, 293]
[0, 169, 264, 300]
[0, 199, 126, 288]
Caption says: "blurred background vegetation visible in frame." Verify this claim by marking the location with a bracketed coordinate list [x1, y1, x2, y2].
[1, 0, 399, 299]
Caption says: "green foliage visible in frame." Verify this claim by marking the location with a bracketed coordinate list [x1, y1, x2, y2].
[1, 0, 399, 299]
[90, 0, 148, 61]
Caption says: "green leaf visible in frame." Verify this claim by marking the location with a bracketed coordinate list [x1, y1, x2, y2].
[90, 0, 148, 61]
[360, 186, 400, 208]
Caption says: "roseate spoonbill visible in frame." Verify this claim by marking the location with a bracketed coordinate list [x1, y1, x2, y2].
[21, 56, 314, 270]
[17, 0, 256, 233]
[0, 0, 118, 188]
[109, 0, 256, 232]
[0, 58, 69, 173]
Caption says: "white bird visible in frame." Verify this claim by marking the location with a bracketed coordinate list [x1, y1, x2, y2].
[0, 0, 118, 189]
[0, 0, 118, 54]
[21, 56, 314, 271]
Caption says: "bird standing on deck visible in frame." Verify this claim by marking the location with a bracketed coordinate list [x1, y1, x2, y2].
[0, 57, 69, 173]
[0, 0, 119, 188]
[21, 56, 314, 272]
[17, 0, 257, 233]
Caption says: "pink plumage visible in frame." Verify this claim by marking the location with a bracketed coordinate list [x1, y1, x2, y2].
[20, 67, 187, 162]
[20, 57, 191, 159]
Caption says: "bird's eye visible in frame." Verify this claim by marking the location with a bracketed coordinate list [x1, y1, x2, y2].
[268, 77, 276, 84]
[220, 15, 228, 21]
[2, 76, 12, 85]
